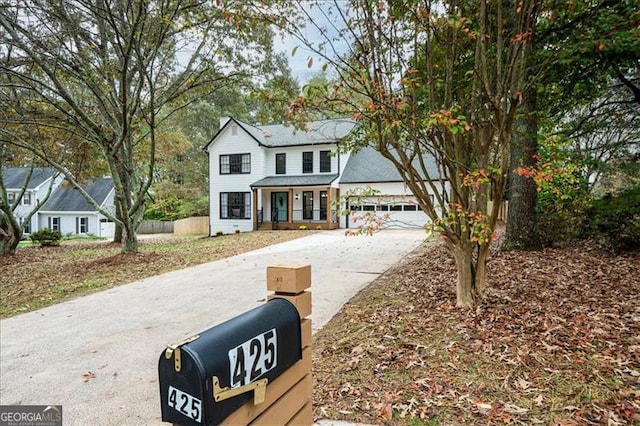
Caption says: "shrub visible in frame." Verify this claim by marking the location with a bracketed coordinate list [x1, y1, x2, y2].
[587, 187, 640, 252]
[30, 228, 63, 247]
[215, 230, 223, 237]
[235, 229, 240, 234]
[299, 225, 308, 230]
[316, 225, 323, 230]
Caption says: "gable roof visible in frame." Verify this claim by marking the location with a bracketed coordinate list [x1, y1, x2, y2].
[41, 177, 113, 212]
[340, 146, 441, 184]
[2, 167, 57, 189]
[205, 117, 356, 150]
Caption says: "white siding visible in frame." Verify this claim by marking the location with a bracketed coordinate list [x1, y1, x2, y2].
[208, 124, 266, 234]
[10, 174, 64, 234]
[38, 212, 103, 236]
[263, 144, 340, 182]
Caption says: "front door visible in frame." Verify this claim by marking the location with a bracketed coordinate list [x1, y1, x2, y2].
[271, 192, 288, 222]
[320, 191, 327, 220]
[303, 191, 313, 220]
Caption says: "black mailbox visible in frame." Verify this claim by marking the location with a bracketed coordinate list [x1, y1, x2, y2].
[158, 298, 302, 425]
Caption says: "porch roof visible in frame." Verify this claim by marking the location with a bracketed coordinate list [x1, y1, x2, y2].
[251, 174, 339, 188]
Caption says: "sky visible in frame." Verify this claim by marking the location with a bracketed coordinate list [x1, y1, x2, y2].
[272, 1, 350, 84]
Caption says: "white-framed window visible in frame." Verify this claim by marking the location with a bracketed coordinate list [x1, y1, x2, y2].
[220, 192, 251, 219]
[7, 192, 15, 204]
[20, 217, 31, 234]
[23, 192, 32, 205]
[48, 216, 61, 231]
[76, 217, 89, 234]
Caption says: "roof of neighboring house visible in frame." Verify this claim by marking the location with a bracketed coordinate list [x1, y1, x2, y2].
[41, 177, 113, 212]
[2, 167, 57, 189]
[205, 117, 357, 149]
[251, 174, 340, 188]
[339, 146, 441, 183]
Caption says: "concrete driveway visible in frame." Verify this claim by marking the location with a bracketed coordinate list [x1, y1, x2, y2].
[0, 229, 425, 425]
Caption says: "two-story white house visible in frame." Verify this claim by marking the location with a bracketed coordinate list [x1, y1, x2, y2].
[205, 117, 446, 235]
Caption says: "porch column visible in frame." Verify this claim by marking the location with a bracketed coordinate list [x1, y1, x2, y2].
[288, 188, 294, 224]
[326, 187, 332, 227]
[335, 188, 340, 228]
[252, 188, 258, 231]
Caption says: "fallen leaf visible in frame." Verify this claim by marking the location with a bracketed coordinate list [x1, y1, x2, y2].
[82, 371, 96, 382]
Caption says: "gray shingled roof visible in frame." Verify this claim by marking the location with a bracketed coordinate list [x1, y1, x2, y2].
[206, 118, 357, 149]
[251, 174, 339, 188]
[340, 146, 440, 183]
[2, 167, 56, 189]
[254, 119, 356, 147]
[41, 178, 113, 212]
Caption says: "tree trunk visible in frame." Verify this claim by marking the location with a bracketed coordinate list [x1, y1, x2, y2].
[502, 86, 543, 251]
[452, 244, 477, 307]
[113, 201, 123, 244]
[0, 216, 21, 256]
[475, 244, 490, 295]
[448, 239, 491, 307]
[114, 195, 139, 254]
[121, 226, 138, 253]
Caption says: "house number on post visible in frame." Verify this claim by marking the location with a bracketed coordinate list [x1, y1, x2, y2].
[228, 329, 277, 388]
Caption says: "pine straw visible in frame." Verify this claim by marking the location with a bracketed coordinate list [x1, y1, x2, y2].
[312, 237, 640, 425]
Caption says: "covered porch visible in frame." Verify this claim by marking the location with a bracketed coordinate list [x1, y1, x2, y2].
[250, 175, 341, 231]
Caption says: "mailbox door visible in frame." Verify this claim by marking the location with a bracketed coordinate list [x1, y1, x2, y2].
[159, 350, 207, 425]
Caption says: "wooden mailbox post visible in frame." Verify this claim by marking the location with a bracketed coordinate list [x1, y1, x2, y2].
[220, 264, 312, 425]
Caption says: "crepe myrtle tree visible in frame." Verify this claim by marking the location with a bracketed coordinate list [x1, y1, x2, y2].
[275, 0, 538, 307]
[0, 0, 284, 253]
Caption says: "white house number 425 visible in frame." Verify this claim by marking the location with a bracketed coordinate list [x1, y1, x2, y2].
[228, 329, 277, 388]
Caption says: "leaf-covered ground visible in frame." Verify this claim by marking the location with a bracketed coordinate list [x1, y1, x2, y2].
[312, 237, 640, 425]
[0, 231, 312, 318]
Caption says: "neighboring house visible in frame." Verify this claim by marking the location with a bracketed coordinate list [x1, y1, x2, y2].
[39, 177, 116, 238]
[205, 117, 447, 235]
[2, 167, 64, 234]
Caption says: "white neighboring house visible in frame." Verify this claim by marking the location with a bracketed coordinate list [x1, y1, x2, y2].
[38, 177, 116, 238]
[2, 167, 64, 234]
[204, 117, 446, 235]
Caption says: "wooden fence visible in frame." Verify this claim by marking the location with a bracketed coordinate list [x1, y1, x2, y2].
[221, 264, 313, 425]
[137, 220, 173, 234]
[173, 216, 209, 235]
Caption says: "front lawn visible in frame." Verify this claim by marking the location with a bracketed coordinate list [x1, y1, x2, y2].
[0, 231, 311, 318]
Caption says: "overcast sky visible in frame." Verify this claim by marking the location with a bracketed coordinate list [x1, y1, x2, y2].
[273, 1, 350, 84]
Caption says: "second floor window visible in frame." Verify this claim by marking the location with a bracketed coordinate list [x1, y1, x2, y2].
[276, 153, 286, 175]
[220, 153, 251, 174]
[320, 150, 331, 172]
[303, 151, 313, 174]
[8, 192, 15, 204]
[23, 193, 32, 205]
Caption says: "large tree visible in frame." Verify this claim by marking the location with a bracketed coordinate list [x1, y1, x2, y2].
[0, 0, 280, 253]
[278, 0, 538, 307]
[503, 0, 640, 250]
